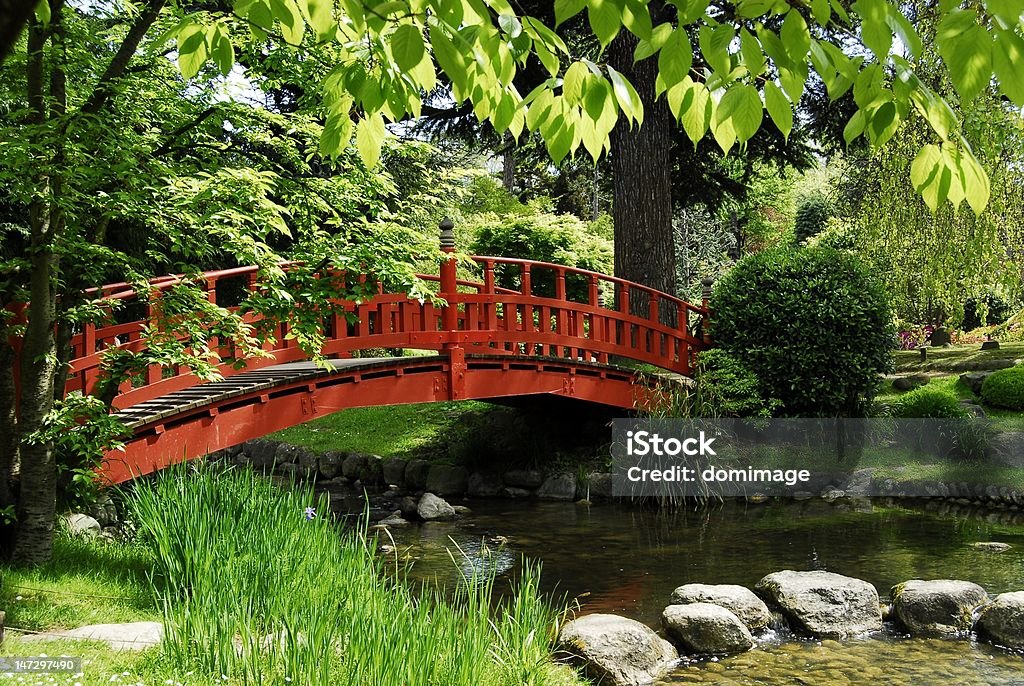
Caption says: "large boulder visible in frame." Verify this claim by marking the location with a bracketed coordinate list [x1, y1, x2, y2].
[416, 493, 455, 521]
[669, 584, 772, 631]
[558, 613, 677, 686]
[404, 459, 430, 490]
[244, 439, 278, 469]
[755, 570, 882, 638]
[341, 453, 367, 480]
[467, 472, 504, 497]
[318, 451, 344, 479]
[960, 371, 991, 396]
[425, 464, 467, 495]
[537, 473, 577, 501]
[890, 579, 988, 636]
[661, 603, 754, 655]
[358, 455, 385, 486]
[975, 591, 1024, 649]
[63, 513, 101, 537]
[382, 457, 407, 486]
[503, 469, 544, 490]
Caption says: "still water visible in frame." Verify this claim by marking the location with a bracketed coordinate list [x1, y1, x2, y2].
[383, 497, 1024, 684]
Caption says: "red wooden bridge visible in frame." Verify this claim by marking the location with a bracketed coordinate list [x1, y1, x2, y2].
[37, 225, 710, 484]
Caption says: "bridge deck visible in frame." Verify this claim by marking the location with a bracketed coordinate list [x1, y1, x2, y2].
[114, 357, 419, 429]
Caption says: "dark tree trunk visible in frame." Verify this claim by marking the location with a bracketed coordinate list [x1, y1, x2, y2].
[608, 30, 676, 316]
[0, 327, 17, 512]
[501, 132, 515, 193]
[0, 0, 37, 66]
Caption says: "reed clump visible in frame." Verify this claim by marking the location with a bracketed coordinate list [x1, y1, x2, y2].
[126, 464, 579, 685]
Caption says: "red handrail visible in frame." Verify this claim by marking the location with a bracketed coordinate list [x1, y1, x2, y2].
[56, 255, 708, 411]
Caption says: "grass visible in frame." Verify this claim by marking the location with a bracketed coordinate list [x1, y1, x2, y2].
[893, 341, 1024, 372]
[126, 463, 583, 686]
[269, 401, 492, 457]
[876, 374, 1024, 432]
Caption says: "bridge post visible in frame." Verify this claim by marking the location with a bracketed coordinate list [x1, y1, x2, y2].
[438, 218, 466, 400]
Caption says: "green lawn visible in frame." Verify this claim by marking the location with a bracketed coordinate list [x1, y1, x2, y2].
[893, 341, 1024, 372]
[269, 401, 494, 457]
[878, 372, 1024, 433]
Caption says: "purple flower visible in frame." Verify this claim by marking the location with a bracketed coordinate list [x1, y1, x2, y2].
[304, 506, 316, 520]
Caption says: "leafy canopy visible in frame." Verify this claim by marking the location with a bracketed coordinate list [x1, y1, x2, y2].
[112, 0, 1024, 215]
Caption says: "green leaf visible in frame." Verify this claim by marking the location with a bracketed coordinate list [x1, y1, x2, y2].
[937, 10, 993, 103]
[430, 29, 467, 92]
[699, 23, 735, 76]
[910, 144, 945, 212]
[960, 148, 990, 215]
[588, 0, 622, 47]
[740, 29, 766, 78]
[716, 83, 763, 143]
[622, 0, 652, 39]
[710, 103, 737, 154]
[34, 0, 50, 25]
[563, 61, 589, 105]
[853, 0, 891, 60]
[498, 13, 522, 38]
[763, 81, 792, 140]
[391, 24, 426, 71]
[992, 30, 1024, 106]
[554, 0, 586, 25]
[866, 99, 900, 146]
[843, 109, 866, 144]
[810, 0, 830, 24]
[671, 78, 712, 145]
[886, 9, 921, 60]
[633, 22, 672, 61]
[607, 65, 644, 125]
[302, 0, 335, 38]
[658, 28, 693, 89]
[270, 0, 305, 44]
[780, 10, 810, 63]
[176, 23, 209, 80]
[582, 76, 612, 121]
[211, 26, 234, 75]
[355, 111, 386, 167]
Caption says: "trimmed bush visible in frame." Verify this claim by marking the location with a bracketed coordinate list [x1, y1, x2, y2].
[695, 349, 781, 418]
[890, 386, 969, 419]
[711, 247, 894, 417]
[981, 366, 1024, 410]
[794, 196, 831, 244]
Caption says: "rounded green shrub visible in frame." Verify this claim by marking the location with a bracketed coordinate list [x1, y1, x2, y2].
[694, 349, 781, 418]
[794, 196, 832, 244]
[981, 366, 1024, 410]
[711, 246, 894, 417]
[890, 386, 969, 419]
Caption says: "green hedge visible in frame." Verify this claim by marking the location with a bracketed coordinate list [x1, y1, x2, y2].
[981, 366, 1024, 410]
[890, 386, 969, 419]
[711, 246, 894, 417]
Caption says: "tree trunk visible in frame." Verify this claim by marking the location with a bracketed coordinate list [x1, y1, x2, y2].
[501, 132, 515, 193]
[608, 30, 676, 317]
[0, 326, 17, 512]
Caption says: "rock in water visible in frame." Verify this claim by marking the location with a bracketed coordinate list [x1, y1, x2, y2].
[63, 513, 101, 537]
[976, 591, 1024, 649]
[558, 613, 677, 686]
[537, 473, 577, 501]
[668, 583, 772, 631]
[754, 570, 882, 638]
[416, 492, 455, 521]
[891, 579, 988, 636]
[973, 542, 1012, 552]
[661, 603, 754, 655]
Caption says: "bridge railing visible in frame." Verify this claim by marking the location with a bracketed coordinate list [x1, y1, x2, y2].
[61, 222, 709, 410]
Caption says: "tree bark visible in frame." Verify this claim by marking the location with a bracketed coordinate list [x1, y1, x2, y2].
[0, 0, 37, 67]
[608, 30, 676, 317]
[501, 132, 515, 193]
[0, 326, 17, 513]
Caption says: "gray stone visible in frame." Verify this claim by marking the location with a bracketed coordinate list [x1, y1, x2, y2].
[503, 469, 544, 489]
[960, 371, 991, 395]
[318, 451, 344, 479]
[669, 584, 772, 631]
[29, 622, 164, 650]
[537, 473, 577, 501]
[382, 457, 407, 486]
[893, 374, 930, 391]
[960, 401, 987, 418]
[502, 487, 533, 499]
[891, 579, 988, 636]
[976, 591, 1024, 649]
[88, 495, 118, 527]
[63, 513, 101, 537]
[405, 459, 430, 490]
[399, 496, 419, 518]
[245, 439, 279, 469]
[453, 505, 472, 515]
[988, 432, 1024, 468]
[755, 570, 882, 638]
[425, 464, 468, 495]
[973, 541, 1012, 552]
[929, 327, 951, 346]
[661, 603, 754, 655]
[467, 472, 504, 497]
[378, 514, 410, 527]
[586, 472, 614, 499]
[416, 492, 456, 521]
[359, 455, 385, 487]
[842, 468, 876, 497]
[342, 453, 367, 480]
[981, 340, 1001, 351]
[558, 613, 678, 686]
[278, 463, 299, 479]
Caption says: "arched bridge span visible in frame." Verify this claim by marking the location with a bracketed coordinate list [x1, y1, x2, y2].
[38, 241, 710, 484]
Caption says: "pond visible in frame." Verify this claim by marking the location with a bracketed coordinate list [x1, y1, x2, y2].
[378, 497, 1024, 684]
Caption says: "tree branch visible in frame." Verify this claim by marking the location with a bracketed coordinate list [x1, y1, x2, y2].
[0, 0, 38, 67]
[80, 0, 167, 115]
